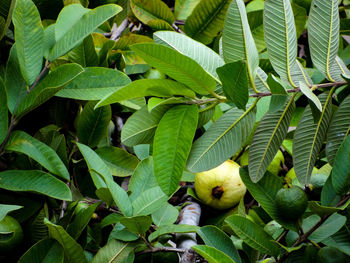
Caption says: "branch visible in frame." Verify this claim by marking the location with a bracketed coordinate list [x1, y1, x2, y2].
[0, 116, 17, 156]
[136, 247, 187, 256]
[29, 61, 50, 92]
[110, 19, 129, 41]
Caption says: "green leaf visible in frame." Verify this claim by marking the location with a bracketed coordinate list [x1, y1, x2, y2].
[148, 224, 199, 242]
[225, 215, 280, 256]
[264, 0, 308, 87]
[18, 239, 64, 263]
[326, 94, 350, 165]
[329, 56, 350, 81]
[321, 174, 341, 207]
[14, 63, 84, 118]
[128, 157, 158, 202]
[154, 105, 198, 195]
[120, 216, 152, 235]
[67, 202, 100, 240]
[12, 0, 44, 85]
[154, 31, 224, 83]
[4, 45, 27, 114]
[0, 204, 22, 221]
[95, 146, 139, 177]
[267, 75, 288, 113]
[28, 207, 49, 243]
[5, 131, 69, 180]
[217, 61, 249, 110]
[196, 225, 242, 263]
[308, 0, 339, 81]
[248, 96, 295, 182]
[192, 245, 235, 263]
[109, 222, 139, 242]
[77, 101, 111, 148]
[130, 43, 216, 95]
[45, 219, 88, 263]
[132, 186, 168, 216]
[130, 0, 174, 30]
[323, 224, 350, 256]
[49, 4, 122, 60]
[299, 82, 322, 112]
[0, 78, 7, 144]
[76, 143, 133, 216]
[68, 34, 99, 67]
[56, 67, 131, 100]
[96, 79, 195, 108]
[291, 2, 307, 38]
[239, 167, 297, 231]
[91, 239, 136, 263]
[332, 136, 350, 195]
[0, 0, 15, 41]
[293, 92, 334, 185]
[187, 103, 256, 173]
[121, 105, 169, 147]
[184, 0, 231, 45]
[151, 203, 179, 227]
[222, 0, 259, 91]
[174, 0, 201, 20]
[0, 170, 72, 201]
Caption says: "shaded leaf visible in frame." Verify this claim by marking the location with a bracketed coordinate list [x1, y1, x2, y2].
[0, 78, 7, 144]
[0, 204, 22, 221]
[332, 136, 350, 195]
[192, 245, 235, 263]
[174, 0, 201, 20]
[68, 34, 98, 67]
[91, 239, 136, 263]
[120, 216, 152, 235]
[18, 239, 64, 263]
[148, 224, 199, 242]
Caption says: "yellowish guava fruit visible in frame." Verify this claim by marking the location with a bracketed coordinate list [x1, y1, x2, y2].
[0, 216, 23, 253]
[239, 149, 285, 175]
[194, 160, 246, 210]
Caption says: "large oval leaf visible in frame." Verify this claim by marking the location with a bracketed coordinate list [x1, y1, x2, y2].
[0, 204, 22, 221]
[222, 0, 259, 91]
[184, 0, 231, 45]
[308, 0, 339, 81]
[293, 92, 334, 185]
[249, 96, 295, 182]
[332, 136, 350, 195]
[192, 245, 235, 263]
[153, 105, 198, 195]
[18, 239, 64, 263]
[91, 239, 136, 263]
[326, 94, 350, 165]
[77, 101, 111, 148]
[5, 131, 69, 180]
[187, 103, 256, 173]
[0, 170, 72, 201]
[67, 34, 98, 67]
[12, 0, 44, 85]
[0, 78, 7, 144]
[130, 43, 216, 95]
[132, 186, 168, 216]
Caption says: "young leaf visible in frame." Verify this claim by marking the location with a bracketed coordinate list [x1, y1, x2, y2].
[14, 63, 84, 119]
[151, 203, 179, 227]
[196, 226, 242, 263]
[5, 131, 69, 180]
[148, 224, 199, 242]
[187, 103, 256, 173]
[308, 0, 339, 82]
[154, 31, 225, 83]
[192, 245, 235, 263]
[0, 170, 72, 201]
[121, 105, 169, 147]
[0, 78, 7, 144]
[45, 219, 88, 263]
[249, 96, 295, 182]
[332, 136, 350, 195]
[96, 79, 195, 108]
[12, 0, 44, 85]
[326, 94, 350, 165]
[225, 214, 280, 257]
[184, 0, 231, 45]
[91, 239, 136, 263]
[222, 0, 259, 91]
[18, 239, 64, 263]
[49, 4, 122, 60]
[299, 82, 322, 112]
[77, 101, 111, 148]
[217, 61, 249, 110]
[132, 186, 168, 216]
[56, 67, 131, 100]
[153, 105, 198, 195]
[67, 34, 98, 67]
[239, 167, 297, 231]
[95, 146, 139, 177]
[120, 216, 152, 235]
[130, 43, 216, 95]
[293, 92, 334, 185]
[130, 0, 174, 30]
[0, 204, 22, 221]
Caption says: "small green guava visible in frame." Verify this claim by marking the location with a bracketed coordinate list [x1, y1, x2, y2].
[0, 216, 23, 253]
[194, 160, 246, 210]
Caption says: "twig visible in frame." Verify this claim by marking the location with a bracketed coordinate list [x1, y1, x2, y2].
[172, 23, 184, 34]
[136, 247, 187, 256]
[110, 19, 129, 41]
[0, 116, 17, 156]
[29, 61, 50, 92]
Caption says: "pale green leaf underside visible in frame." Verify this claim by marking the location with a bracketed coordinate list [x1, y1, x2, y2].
[192, 245, 235, 263]
[0, 204, 22, 221]
[299, 82, 322, 112]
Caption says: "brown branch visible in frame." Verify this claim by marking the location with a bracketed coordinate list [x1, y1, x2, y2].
[136, 246, 187, 256]
[29, 61, 50, 92]
[110, 19, 129, 41]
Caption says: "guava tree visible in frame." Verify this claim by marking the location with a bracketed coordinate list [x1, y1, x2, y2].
[0, 0, 350, 262]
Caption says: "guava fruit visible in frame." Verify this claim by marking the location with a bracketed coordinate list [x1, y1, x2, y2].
[0, 215, 23, 253]
[239, 149, 285, 175]
[317, 247, 349, 263]
[144, 68, 166, 79]
[275, 186, 308, 220]
[194, 160, 246, 210]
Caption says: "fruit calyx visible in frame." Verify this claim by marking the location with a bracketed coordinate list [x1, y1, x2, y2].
[211, 186, 224, 199]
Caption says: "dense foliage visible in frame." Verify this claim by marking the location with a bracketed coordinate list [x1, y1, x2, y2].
[1, 0, 350, 262]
